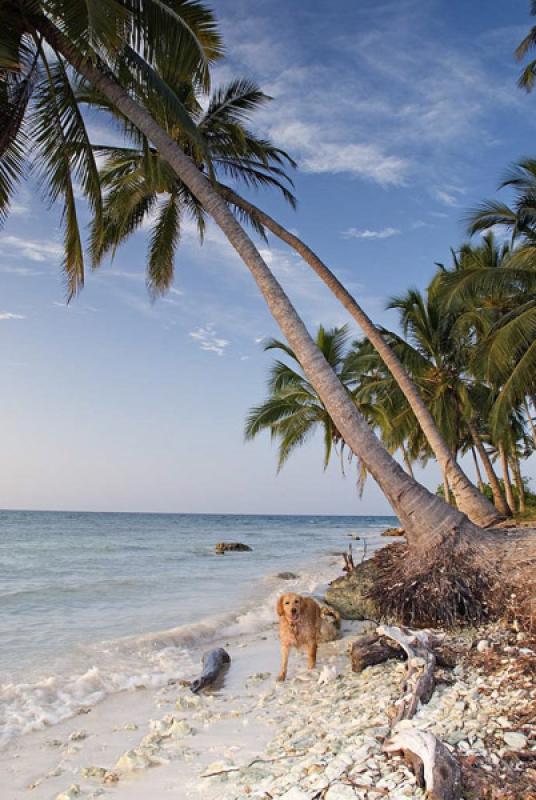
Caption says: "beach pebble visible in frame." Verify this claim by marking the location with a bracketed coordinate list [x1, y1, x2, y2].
[68, 729, 87, 741]
[476, 640, 490, 652]
[279, 788, 312, 800]
[82, 767, 107, 780]
[324, 785, 356, 800]
[503, 731, 527, 750]
[115, 749, 153, 770]
[56, 786, 80, 800]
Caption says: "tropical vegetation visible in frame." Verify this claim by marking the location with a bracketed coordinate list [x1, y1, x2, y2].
[1, 0, 535, 626]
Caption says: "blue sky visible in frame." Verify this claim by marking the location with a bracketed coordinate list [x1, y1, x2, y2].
[1, 0, 535, 514]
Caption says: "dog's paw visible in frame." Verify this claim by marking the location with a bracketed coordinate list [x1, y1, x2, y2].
[276, 674, 286, 682]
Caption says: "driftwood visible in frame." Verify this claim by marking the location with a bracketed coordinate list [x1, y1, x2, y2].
[384, 729, 462, 800]
[190, 648, 231, 693]
[377, 625, 436, 725]
[351, 633, 405, 671]
[342, 543, 355, 573]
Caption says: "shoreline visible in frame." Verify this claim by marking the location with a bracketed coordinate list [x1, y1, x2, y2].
[2, 618, 534, 800]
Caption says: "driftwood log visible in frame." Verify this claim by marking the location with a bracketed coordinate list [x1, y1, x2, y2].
[351, 630, 456, 674]
[377, 625, 437, 725]
[351, 625, 462, 800]
[190, 648, 231, 693]
[384, 729, 462, 800]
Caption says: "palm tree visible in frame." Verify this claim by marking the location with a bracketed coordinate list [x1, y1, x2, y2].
[515, 1, 536, 90]
[446, 199, 536, 442]
[82, 76, 297, 294]
[347, 285, 512, 516]
[80, 68, 499, 526]
[2, 1, 534, 625]
[245, 325, 363, 475]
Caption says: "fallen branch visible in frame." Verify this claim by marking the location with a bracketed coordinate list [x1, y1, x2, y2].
[384, 729, 462, 800]
[377, 625, 436, 724]
[201, 751, 307, 778]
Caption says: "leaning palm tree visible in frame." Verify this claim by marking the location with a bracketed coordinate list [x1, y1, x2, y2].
[82, 70, 499, 527]
[2, 1, 534, 626]
[82, 76, 297, 294]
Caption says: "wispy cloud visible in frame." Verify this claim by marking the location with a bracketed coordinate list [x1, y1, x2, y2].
[189, 324, 230, 356]
[342, 226, 400, 240]
[0, 265, 44, 277]
[0, 311, 26, 321]
[0, 234, 62, 262]
[434, 187, 465, 207]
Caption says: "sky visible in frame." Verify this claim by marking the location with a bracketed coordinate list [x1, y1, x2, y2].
[1, 0, 535, 515]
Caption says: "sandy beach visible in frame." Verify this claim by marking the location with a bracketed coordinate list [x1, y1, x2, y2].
[2, 610, 534, 800]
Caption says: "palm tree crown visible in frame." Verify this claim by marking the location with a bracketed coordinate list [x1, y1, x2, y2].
[0, 0, 223, 297]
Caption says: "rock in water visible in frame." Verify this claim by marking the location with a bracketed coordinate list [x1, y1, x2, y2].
[277, 571, 299, 580]
[190, 648, 231, 693]
[381, 527, 405, 537]
[215, 542, 252, 554]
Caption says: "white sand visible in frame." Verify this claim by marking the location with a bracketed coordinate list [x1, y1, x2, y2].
[0, 620, 367, 800]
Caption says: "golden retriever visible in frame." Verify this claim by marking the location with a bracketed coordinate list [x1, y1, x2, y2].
[276, 592, 322, 681]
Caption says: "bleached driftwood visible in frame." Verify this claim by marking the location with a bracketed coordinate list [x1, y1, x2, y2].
[384, 729, 462, 800]
[377, 625, 436, 724]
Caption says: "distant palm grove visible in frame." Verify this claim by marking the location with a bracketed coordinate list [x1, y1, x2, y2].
[1, 0, 535, 624]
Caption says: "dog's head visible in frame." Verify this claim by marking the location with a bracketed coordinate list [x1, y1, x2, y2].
[277, 592, 303, 623]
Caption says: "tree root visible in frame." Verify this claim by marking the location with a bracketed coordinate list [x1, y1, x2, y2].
[384, 729, 462, 800]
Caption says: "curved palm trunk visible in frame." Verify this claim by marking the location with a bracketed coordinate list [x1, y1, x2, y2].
[511, 457, 526, 514]
[470, 445, 485, 493]
[215, 184, 501, 528]
[35, 14, 486, 553]
[498, 442, 515, 515]
[467, 422, 511, 517]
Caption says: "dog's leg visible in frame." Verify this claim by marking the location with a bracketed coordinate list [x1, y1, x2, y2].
[307, 642, 317, 670]
[277, 644, 289, 681]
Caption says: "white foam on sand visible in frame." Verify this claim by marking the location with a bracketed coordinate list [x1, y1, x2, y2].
[0, 557, 342, 747]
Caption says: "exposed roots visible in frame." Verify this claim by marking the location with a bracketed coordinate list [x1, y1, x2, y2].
[368, 543, 506, 628]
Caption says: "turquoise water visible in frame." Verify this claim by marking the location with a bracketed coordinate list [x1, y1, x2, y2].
[0, 510, 396, 743]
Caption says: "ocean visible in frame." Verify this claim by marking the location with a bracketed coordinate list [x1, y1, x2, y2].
[0, 510, 396, 745]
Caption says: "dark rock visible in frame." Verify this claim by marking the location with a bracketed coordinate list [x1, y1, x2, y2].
[277, 571, 298, 580]
[381, 526, 405, 537]
[215, 542, 252, 554]
[324, 559, 382, 620]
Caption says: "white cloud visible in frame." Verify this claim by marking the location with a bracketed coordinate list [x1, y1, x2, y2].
[342, 226, 400, 240]
[0, 265, 43, 277]
[189, 324, 230, 356]
[0, 234, 62, 262]
[270, 121, 408, 185]
[0, 312, 26, 321]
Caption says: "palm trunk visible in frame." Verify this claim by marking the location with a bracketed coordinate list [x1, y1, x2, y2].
[467, 421, 511, 517]
[443, 472, 452, 505]
[511, 457, 526, 514]
[400, 443, 414, 479]
[35, 14, 486, 552]
[215, 183, 501, 528]
[498, 442, 515, 516]
[524, 398, 536, 448]
[470, 445, 485, 493]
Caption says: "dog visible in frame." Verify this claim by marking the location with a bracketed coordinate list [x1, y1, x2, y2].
[276, 592, 323, 681]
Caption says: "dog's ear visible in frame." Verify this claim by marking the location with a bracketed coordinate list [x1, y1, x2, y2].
[276, 595, 285, 616]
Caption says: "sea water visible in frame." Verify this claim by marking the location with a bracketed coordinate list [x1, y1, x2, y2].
[0, 510, 396, 744]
